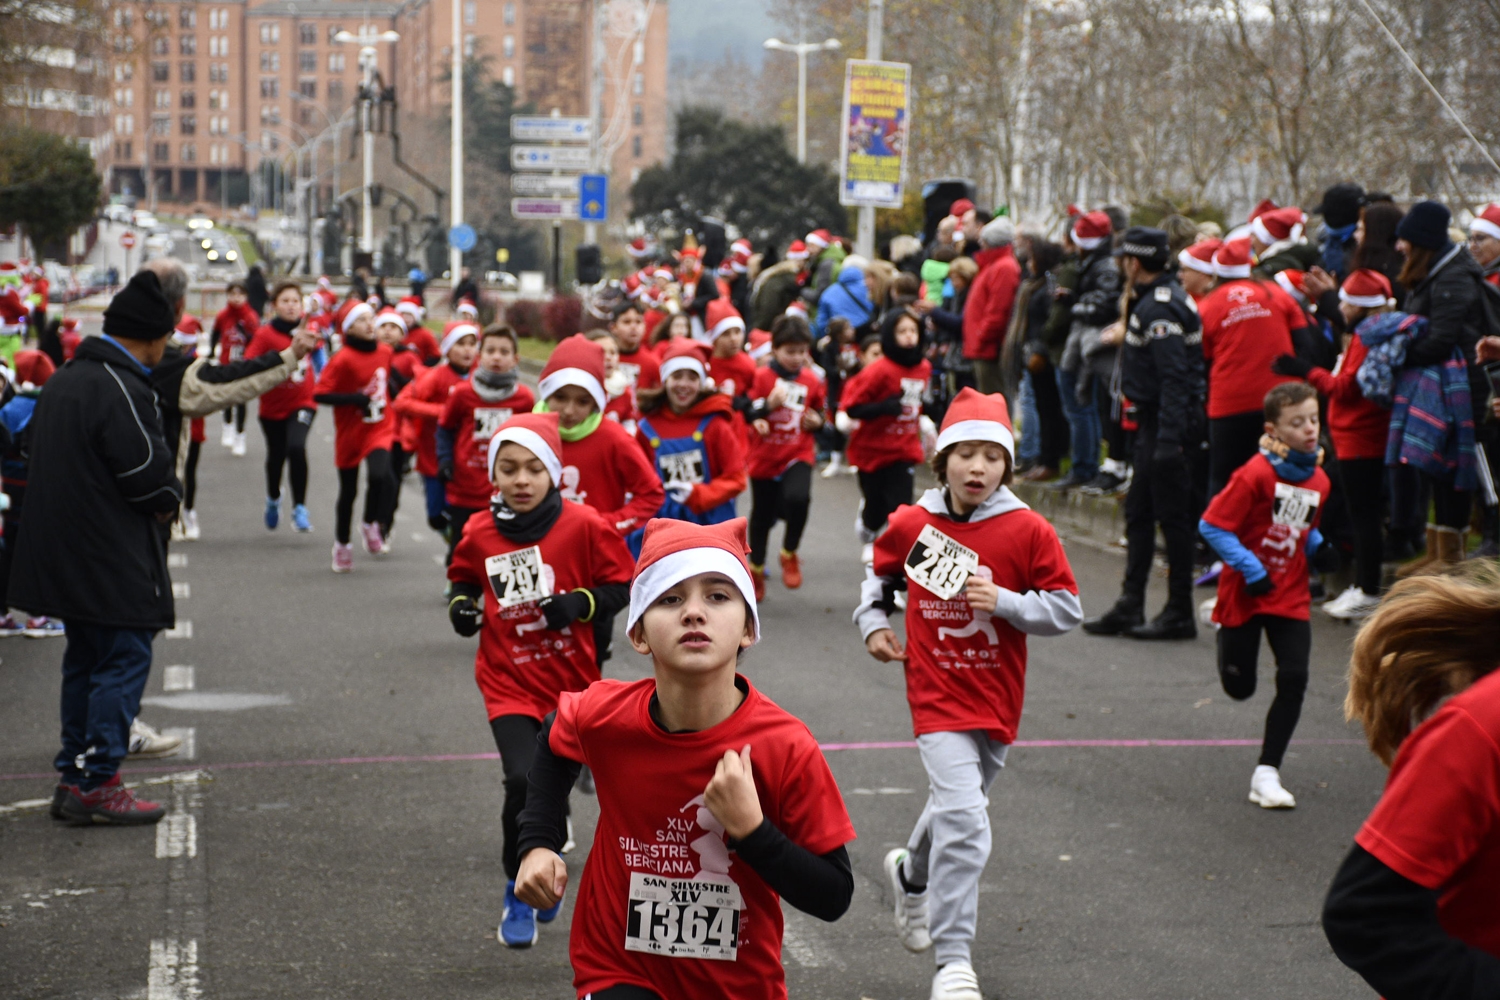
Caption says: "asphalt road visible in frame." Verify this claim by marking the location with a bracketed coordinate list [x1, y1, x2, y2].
[0, 418, 1385, 999]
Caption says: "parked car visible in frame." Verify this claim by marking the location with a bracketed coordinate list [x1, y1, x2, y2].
[103, 204, 132, 224]
[186, 215, 214, 231]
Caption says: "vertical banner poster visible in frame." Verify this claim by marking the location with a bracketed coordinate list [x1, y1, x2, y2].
[839, 59, 912, 208]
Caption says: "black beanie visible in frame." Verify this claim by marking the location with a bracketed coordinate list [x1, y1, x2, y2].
[103, 271, 176, 341]
[1314, 183, 1365, 229]
[1395, 200, 1452, 252]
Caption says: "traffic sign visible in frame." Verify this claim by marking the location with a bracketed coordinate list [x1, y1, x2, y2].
[511, 198, 579, 220]
[119, 231, 137, 249]
[578, 174, 608, 222]
[510, 115, 591, 142]
[510, 173, 583, 197]
[511, 145, 592, 171]
[448, 223, 476, 252]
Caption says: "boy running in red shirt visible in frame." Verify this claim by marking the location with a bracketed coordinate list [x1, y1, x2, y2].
[611, 300, 660, 418]
[246, 281, 320, 533]
[437, 325, 535, 563]
[394, 321, 477, 537]
[855, 389, 1081, 1000]
[1199, 382, 1336, 809]
[515, 517, 855, 1000]
[313, 300, 397, 572]
[746, 314, 825, 599]
[212, 280, 260, 454]
[447, 412, 635, 948]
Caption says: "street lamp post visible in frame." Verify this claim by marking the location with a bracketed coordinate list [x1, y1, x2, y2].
[450, 0, 463, 284]
[335, 26, 400, 258]
[762, 37, 842, 164]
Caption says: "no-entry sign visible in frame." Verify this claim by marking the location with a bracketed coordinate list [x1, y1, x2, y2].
[120, 231, 137, 249]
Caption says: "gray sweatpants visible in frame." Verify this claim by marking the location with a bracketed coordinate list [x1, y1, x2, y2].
[904, 730, 1009, 967]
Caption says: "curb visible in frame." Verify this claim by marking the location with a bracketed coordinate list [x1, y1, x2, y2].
[1013, 481, 1126, 552]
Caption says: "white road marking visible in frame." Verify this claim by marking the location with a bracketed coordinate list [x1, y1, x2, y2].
[167, 553, 188, 568]
[432, 554, 445, 566]
[164, 621, 193, 639]
[162, 666, 195, 692]
[849, 787, 914, 795]
[172, 583, 191, 599]
[150, 772, 207, 998]
[142, 692, 292, 711]
[0, 798, 53, 815]
[148, 938, 201, 999]
[162, 727, 196, 759]
[155, 808, 196, 859]
[411, 532, 424, 542]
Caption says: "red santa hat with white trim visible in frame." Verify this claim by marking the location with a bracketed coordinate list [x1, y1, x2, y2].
[698, 297, 745, 346]
[627, 236, 657, 260]
[440, 319, 479, 356]
[935, 386, 1015, 463]
[1251, 206, 1306, 246]
[1274, 269, 1308, 304]
[1339, 268, 1395, 309]
[334, 297, 374, 334]
[658, 338, 710, 381]
[395, 296, 425, 322]
[805, 229, 832, 251]
[730, 247, 752, 274]
[538, 333, 608, 411]
[731, 237, 752, 258]
[455, 297, 479, 319]
[375, 306, 407, 333]
[748, 328, 773, 362]
[785, 240, 810, 262]
[1071, 211, 1112, 251]
[622, 273, 644, 299]
[0, 289, 28, 335]
[1472, 204, 1500, 242]
[487, 410, 564, 487]
[1178, 238, 1221, 276]
[626, 517, 760, 641]
[1212, 237, 1254, 279]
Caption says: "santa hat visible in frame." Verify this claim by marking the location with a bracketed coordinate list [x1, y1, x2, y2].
[1251, 206, 1306, 246]
[0, 290, 30, 334]
[538, 334, 607, 412]
[487, 411, 563, 487]
[622, 273, 644, 299]
[805, 229, 832, 251]
[936, 386, 1014, 461]
[651, 266, 674, 282]
[730, 248, 751, 274]
[699, 298, 745, 346]
[1071, 211, 1112, 251]
[627, 236, 656, 260]
[440, 320, 479, 356]
[748, 328, 773, 361]
[334, 298, 374, 334]
[658, 339, 710, 381]
[12, 349, 54, 389]
[715, 258, 735, 279]
[375, 307, 407, 333]
[395, 296, 425, 322]
[1274, 269, 1308, 304]
[785, 240, 810, 262]
[1472, 204, 1500, 242]
[1339, 268, 1395, 309]
[455, 297, 479, 319]
[731, 237, 752, 257]
[1248, 198, 1279, 222]
[1212, 238, 1254, 279]
[317, 276, 333, 291]
[949, 198, 975, 218]
[626, 517, 759, 641]
[1178, 239, 1221, 276]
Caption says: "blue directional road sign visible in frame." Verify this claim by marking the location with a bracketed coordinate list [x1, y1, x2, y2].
[579, 174, 608, 222]
[448, 223, 476, 252]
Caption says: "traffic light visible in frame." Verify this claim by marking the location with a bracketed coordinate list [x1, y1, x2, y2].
[575, 244, 602, 285]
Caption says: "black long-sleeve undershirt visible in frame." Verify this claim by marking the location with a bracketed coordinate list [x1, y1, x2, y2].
[1323, 843, 1500, 1000]
[314, 392, 371, 409]
[845, 393, 904, 420]
[517, 713, 854, 923]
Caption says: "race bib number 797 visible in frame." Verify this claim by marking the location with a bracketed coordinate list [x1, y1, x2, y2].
[624, 872, 743, 961]
[905, 524, 980, 600]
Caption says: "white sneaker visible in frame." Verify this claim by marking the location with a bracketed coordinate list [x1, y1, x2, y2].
[883, 848, 931, 952]
[170, 517, 186, 542]
[561, 816, 576, 855]
[1249, 764, 1296, 809]
[1323, 585, 1380, 621]
[220, 423, 235, 448]
[1197, 596, 1219, 629]
[128, 718, 183, 759]
[930, 960, 982, 1000]
[861, 542, 875, 565]
[232, 431, 247, 456]
[821, 453, 845, 478]
[183, 509, 200, 541]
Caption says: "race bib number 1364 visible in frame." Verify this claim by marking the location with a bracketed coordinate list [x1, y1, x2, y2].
[624, 872, 743, 961]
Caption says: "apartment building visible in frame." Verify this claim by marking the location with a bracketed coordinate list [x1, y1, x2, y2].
[1, 1, 113, 161]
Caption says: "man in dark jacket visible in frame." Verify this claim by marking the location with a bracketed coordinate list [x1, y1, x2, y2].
[1084, 228, 1206, 641]
[10, 271, 183, 825]
[1051, 212, 1123, 491]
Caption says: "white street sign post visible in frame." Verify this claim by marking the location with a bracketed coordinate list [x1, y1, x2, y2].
[511, 198, 580, 220]
[510, 145, 593, 171]
[510, 116, 592, 142]
[510, 174, 584, 197]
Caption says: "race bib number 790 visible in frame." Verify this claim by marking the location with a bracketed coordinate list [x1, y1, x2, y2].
[905, 524, 980, 600]
[624, 872, 744, 961]
[485, 546, 546, 608]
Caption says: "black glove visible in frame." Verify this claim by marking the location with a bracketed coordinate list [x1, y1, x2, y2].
[872, 392, 906, 417]
[539, 591, 592, 631]
[1152, 438, 1184, 465]
[437, 460, 455, 483]
[1311, 539, 1341, 575]
[1271, 353, 1313, 378]
[448, 595, 482, 636]
[1244, 575, 1275, 597]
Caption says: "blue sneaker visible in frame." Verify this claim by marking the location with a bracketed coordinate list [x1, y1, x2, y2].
[291, 503, 312, 533]
[499, 881, 537, 947]
[264, 496, 281, 530]
[536, 894, 563, 924]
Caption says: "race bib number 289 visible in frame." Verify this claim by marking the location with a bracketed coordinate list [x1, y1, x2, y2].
[624, 872, 743, 961]
[905, 524, 980, 600]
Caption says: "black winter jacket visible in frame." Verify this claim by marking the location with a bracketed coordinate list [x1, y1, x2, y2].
[1120, 274, 1205, 447]
[1069, 246, 1122, 328]
[9, 336, 182, 629]
[1404, 244, 1490, 420]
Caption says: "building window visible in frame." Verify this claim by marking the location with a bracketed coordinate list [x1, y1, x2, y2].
[632, 103, 642, 126]
[504, 2, 515, 25]
[300, 24, 317, 45]
[152, 36, 171, 56]
[180, 8, 197, 29]
[502, 34, 515, 58]
[208, 89, 222, 110]
[299, 50, 316, 73]
[181, 90, 195, 108]
[180, 62, 196, 82]
[209, 9, 227, 30]
[260, 23, 280, 44]
[145, 9, 168, 26]
[328, 25, 342, 44]
[299, 105, 314, 126]
[153, 142, 170, 162]
[114, 8, 133, 28]
[181, 142, 196, 162]
[114, 113, 133, 134]
[632, 134, 642, 158]
[464, 33, 475, 57]
[260, 51, 280, 72]
[464, 1, 476, 25]
[116, 62, 134, 82]
[180, 35, 197, 55]
[209, 36, 226, 56]
[267, 134, 280, 152]
[152, 114, 171, 136]
[327, 79, 343, 102]
[210, 63, 228, 83]
[299, 79, 315, 98]
[260, 77, 279, 98]
[119, 140, 132, 159]
[154, 89, 171, 109]
[180, 114, 196, 135]
[114, 87, 133, 106]
[632, 72, 643, 95]
[501, 66, 514, 87]
[328, 52, 345, 73]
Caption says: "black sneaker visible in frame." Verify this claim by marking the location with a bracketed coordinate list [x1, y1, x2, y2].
[1126, 606, 1198, 640]
[1079, 471, 1127, 496]
[1043, 471, 1095, 492]
[1082, 599, 1145, 635]
[50, 783, 71, 820]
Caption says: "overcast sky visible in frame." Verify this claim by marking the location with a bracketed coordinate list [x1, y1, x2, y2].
[668, 0, 778, 71]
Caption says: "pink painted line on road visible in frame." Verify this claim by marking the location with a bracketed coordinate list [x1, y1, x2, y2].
[0, 738, 1364, 783]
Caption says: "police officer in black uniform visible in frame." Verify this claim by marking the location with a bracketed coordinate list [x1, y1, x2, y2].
[1083, 227, 1206, 640]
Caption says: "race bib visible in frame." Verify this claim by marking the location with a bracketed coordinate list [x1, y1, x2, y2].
[619, 362, 642, 388]
[1272, 482, 1320, 530]
[362, 368, 389, 424]
[905, 523, 980, 600]
[659, 450, 706, 485]
[778, 379, 808, 413]
[472, 407, 512, 441]
[485, 546, 546, 608]
[290, 356, 310, 384]
[624, 872, 743, 961]
[899, 378, 925, 415]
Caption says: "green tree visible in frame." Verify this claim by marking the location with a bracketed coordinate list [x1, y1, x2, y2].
[631, 106, 846, 250]
[0, 125, 100, 257]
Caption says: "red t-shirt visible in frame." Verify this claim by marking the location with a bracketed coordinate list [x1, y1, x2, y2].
[1356, 668, 1500, 960]
[747, 366, 826, 480]
[874, 502, 1077, 742]
[1203, 454, 1331, 628]
[549, 676, 856, 1000]
[1197, 280, 1303, 418]
[438, 380, 537, 509]
[709, 352, 757, 400]
[392, 362, 467, 477]
[617, 344, 662, 395]
[1306, 335, 1390, 461]
[314, 341, 395, 468]
[403, 326, 440, 364]
[557, 418, 666, 535]
[448, 502, 635, 721]
[839, 357, 932, 472]
[213, 303, 260, 365]
[245, 325, 315, 420]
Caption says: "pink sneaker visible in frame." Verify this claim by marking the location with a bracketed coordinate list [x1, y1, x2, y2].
[359, 521, 385, 556]
[331, 543, 354, 573]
